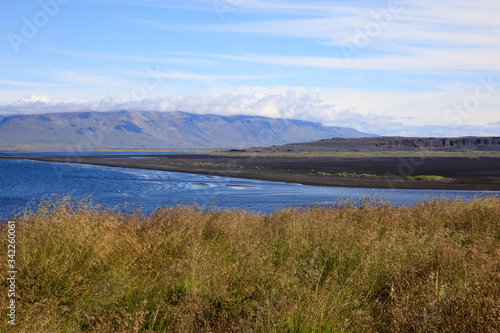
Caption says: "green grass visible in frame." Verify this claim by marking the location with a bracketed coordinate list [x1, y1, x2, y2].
[405, 175, 452, 181]
[1, 196, 500, 332]
[167, 160, 243, 169]
[337, 172, 378, 178]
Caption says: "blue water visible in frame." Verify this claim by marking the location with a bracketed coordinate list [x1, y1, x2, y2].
[0, 150, 205, 158]
[0, 158, 498, 217]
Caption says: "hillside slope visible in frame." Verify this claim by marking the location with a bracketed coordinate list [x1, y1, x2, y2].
[0, 110, 373, 148]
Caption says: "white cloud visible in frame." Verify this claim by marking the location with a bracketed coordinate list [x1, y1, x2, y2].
[374, 125, 500, 137]
[0, 91, 400, 133]
[202, 49, 500, 71]
[16, 95, 54, 104]
[130, 70, 279, 81]
[90, 0, 354, 16]
[1, 91, 498, 137]
[43, 48, 216, 65]
[48, 70, 130, 86]
[120, 0, 500, 72]
[0, 79, 61, 88]
[194, 0, 500, 46]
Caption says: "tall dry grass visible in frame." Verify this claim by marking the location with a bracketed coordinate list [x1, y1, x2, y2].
[1, 196, 499, 332]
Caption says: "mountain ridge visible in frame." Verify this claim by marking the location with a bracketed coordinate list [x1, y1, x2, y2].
[0, 110, 375, 148]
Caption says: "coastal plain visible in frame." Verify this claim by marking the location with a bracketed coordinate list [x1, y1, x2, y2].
[2, 152, 498, 191]
[2, 136, 500, 190]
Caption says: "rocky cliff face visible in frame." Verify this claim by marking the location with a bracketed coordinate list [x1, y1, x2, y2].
[0, 110, 374, 148]
[243, 136, 500, 153]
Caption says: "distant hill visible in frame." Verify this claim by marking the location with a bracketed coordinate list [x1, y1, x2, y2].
[240, 136, 500, 153]
[0, 110, 374, 148]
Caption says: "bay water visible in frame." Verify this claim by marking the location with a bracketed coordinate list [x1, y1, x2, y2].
[1, 156, 498, 217]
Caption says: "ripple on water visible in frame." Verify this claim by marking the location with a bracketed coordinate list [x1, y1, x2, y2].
[189, 183, 214, 189]
[225, 184, 259, 190]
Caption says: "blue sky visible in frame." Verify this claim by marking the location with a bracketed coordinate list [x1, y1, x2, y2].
[1, 0, 499, 136]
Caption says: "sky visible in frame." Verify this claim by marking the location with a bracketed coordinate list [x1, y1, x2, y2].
[1, 0, 499, 136]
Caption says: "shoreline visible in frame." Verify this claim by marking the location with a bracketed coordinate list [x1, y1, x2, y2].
[2, 153, 500, 191]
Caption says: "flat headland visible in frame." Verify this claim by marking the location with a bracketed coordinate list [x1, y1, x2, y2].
[2, 136, 500, 190]
[1, 152, 498, 191]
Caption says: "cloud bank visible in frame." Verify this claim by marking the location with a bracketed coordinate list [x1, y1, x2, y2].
[0, 90, 401, 130]
[1, 91, 498, 137]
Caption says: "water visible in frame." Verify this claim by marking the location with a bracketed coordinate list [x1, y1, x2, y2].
[0, 158, 498, 217]
[0, 150, 204, 158]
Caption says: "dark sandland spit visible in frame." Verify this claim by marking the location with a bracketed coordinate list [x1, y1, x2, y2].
[3, 136, 499, 190]
[3, 154, 499, 191]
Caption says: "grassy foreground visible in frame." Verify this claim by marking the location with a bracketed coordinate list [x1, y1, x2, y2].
[1, 197, 500, 332]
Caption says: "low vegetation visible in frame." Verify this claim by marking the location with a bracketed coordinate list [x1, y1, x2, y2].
[1, 196, 500, 332]
[405, 175, 452, 181]
[337, 171, 378, 178]
[312, 170, 378, 178]
[168, 160, 244, 169]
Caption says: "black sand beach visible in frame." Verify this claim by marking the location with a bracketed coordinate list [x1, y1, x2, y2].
[3, 153, 499, 191]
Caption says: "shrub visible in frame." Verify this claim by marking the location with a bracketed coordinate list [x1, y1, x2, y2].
[337, 172, 378, 178]
[406, 175, 451, 181]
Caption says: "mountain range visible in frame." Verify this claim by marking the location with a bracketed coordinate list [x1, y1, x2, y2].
[0, 110, 374, 148]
